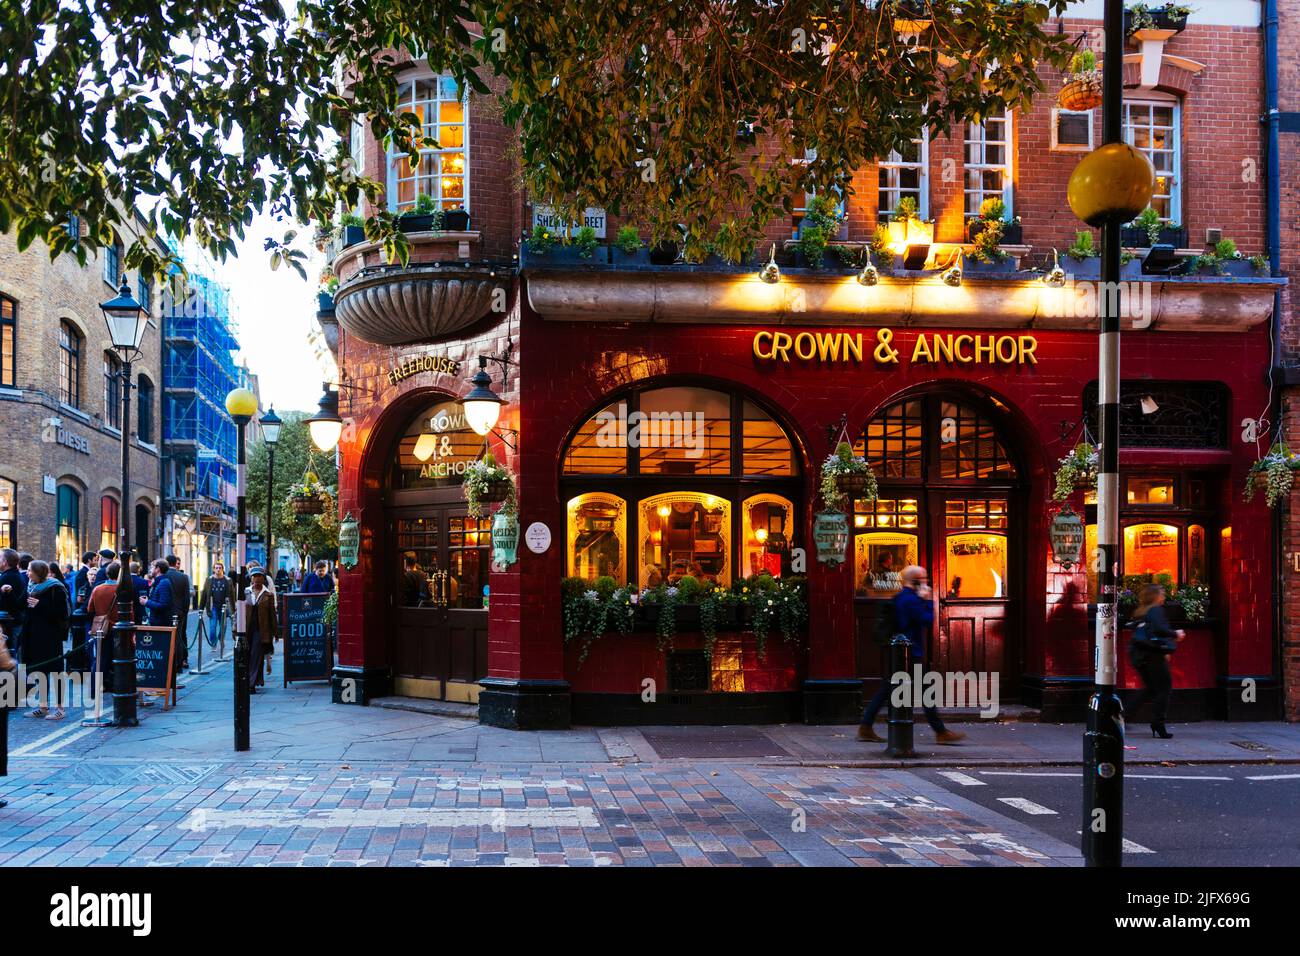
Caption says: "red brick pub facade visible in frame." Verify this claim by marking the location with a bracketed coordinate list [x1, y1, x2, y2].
[324, 5, 1290, 727]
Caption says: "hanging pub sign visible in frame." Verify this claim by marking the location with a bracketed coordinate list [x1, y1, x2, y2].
[813, 511, 851, 566]
[1049, 505, 1085, 570]
[492, 511, 519, 568]
[338, 512, 360, 569]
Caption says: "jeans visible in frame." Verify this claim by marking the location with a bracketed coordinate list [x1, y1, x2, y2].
[861, 658, 947, 733]
[207, 608, 226, 645]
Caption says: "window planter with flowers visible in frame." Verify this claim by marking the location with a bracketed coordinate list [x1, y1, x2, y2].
[965, 198, 1020, 274]
[1243, 442, 1300, 508]
[1121, 207, 1187, 250]
[398, 193, 445, 234]
[1185, 238, 1263, 279]
[1053, 442, 1098, 501]
[885, 197, 933, 260]
[1125, 3, 1190, 37]
[521, 223, 610, 266]
[290, 468, 330, 515]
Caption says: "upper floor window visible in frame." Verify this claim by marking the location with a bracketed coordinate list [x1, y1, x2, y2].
[59, 320, 82, 408]
[66, 214, 80, 246]
[0, 476, 14, 549]
[104, 352, 122, 428]
[104, 236, 122, 286]
[878, 133, 929, 219]
[1124, 99, 1180, 223]
[137, 272, 152, 315]
[964, 112, 1013, 217]
[388, 76, 467, 213]
[137, 374, 155, 444]
[0, 294, 15, 388]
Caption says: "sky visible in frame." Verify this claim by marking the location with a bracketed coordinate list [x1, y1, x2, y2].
[213, 217, 332, 415]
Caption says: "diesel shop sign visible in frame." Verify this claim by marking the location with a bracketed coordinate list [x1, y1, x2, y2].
[531, 205, 607, 239]
[40, 416, 90, 454]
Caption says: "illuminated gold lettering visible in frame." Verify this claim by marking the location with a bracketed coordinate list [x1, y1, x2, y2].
[772, 332, 793, 363]
[954, 334, 973, 363]
[815, 332, 841, 362]
[975, 336, 995, 364]
[794, 332, 816, 361]
[845, 333, 863, 362]
[933, 334, 953, 364]
[996, 336, 1018, 363]
[1019, 335, 1038, 364]
[753, 331, 774, 361]
[910, 334, 934, 363]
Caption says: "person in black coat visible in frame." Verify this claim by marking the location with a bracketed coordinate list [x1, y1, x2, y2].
[22, 561, 69, 719]
[164, 555, 191, 668]
[0, 548, 26, 650]
[1129, 583, 1185, 739]
[142, 560, 175, 628]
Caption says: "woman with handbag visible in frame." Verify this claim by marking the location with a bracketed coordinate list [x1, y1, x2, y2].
[87, 563, 122, 698]
[1129, 583, 1185, 739]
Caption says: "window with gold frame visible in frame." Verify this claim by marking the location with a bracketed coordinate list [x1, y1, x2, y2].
[566, 493, 626, 583]
[853, 497, 919, 530]
[945, 532, 1008, 598]
[638, 492, 730, 588]
[944, 498, 1008, 530]
[741, 493, 793, 578]
[855, 532, 918, 597]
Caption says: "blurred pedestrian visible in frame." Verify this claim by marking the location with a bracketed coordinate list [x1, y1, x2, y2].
[200, 562, 234, 646]
[1129, 583, 1184, 739]
[246, 566, 277, 692]
[164, 555, 191, 670]
[129, 562, 149, 623]
[72, 551, 99, 612]
[0, 549, 26, 657]
[142, 559, 174, 627]
[22, 561, 69, 720]
[303, 560, 334, 595]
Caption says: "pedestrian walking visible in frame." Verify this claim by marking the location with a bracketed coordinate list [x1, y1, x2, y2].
[857, 565, 966, 746]
[22, 561, 70, 720]
[87, 563, 121, 691]
[274, 565, 291, 594]
[200, 562, 234, 645]
[245, 566, 277, 692]
[164, 555, 191, 670]
[1129, 583, 1184, 739]
[129, 562, 149, 623]
[303, 560, 334, 595]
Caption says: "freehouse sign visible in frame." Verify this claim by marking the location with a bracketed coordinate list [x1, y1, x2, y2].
[752, 328, 1039, 366]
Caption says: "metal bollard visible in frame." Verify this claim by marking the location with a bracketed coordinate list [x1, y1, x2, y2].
[233, 600, 250, 752]
[1082, 689, 1126, 866]
[885, 634, 916, 758]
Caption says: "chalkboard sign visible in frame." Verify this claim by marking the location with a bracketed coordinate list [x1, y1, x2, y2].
[282, 592, 333, 685]
[134, 626, 178, 709]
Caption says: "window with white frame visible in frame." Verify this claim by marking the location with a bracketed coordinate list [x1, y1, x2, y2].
[1124, 99, 1180, 222]
[387, 76, 467, 212]
[878, 133, 929, 219]
[964, 112, 1013, 217]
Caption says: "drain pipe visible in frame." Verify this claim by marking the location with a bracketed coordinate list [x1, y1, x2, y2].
[1263, 0, 1284, 718]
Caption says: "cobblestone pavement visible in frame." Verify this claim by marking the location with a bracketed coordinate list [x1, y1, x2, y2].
[1, 655, 1294, 867]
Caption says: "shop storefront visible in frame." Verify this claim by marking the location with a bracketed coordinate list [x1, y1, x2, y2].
[329, 256, 1284, 726]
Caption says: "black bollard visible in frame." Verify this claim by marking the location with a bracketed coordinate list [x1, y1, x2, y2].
[1082, 688, 1125, 866]
[885, 634, 916, 758]
[233, 584, 250, 751]
[110, 550, 138, 728]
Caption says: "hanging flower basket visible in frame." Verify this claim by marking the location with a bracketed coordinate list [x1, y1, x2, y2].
[464, 452, 518, 518]
[819, 441, 878, 512]
[480, 479, 513, 504]
[835, 473, 874, 497]
[291, 493, 325, 515]
[1058, 79, 1103, 112]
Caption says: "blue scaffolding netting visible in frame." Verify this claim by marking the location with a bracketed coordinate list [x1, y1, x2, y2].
[162, 248, 241, 502]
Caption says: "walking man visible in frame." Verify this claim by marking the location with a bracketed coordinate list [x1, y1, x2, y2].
[164, 555, 191, 670]
[200, 562, 234, 646]
[858, 565, 966, 746]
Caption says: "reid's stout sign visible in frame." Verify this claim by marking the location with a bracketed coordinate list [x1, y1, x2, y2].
[283, 592, 333, 684]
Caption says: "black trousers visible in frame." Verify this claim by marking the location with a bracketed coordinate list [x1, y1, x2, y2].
[861, 656, 947, 733]
[1131, 654, 1172, 724]
[1, 704, 8, 777]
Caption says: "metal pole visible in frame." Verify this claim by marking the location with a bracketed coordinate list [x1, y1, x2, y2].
[110, 357, 138, 728]
[885, 636, 916, 758]
[233, 417, 250, 751]
[266, 446, 275, 579]
[1082, 0, 1126, 868]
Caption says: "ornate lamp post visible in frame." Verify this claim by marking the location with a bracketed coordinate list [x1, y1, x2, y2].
[305, 383, 342, 453]
[100, 277, 149, 728]
[225, 387, 258, 751]
[1067, 0, 1157, 867]
[260, 407, 282, 571]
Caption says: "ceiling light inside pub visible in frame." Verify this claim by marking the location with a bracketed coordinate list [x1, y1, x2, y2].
[413, 433, 438, 462]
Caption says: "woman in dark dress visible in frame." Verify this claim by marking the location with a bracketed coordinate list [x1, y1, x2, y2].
[1129, 583, 1185, 739]
[23, 561, 70, 720]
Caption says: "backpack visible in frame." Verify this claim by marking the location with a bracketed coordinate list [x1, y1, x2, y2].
[872, 594, 900, 645]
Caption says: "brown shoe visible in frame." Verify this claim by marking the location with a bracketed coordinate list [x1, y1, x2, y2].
[857, 725, 885, 743]
[934, 729, 967, 745]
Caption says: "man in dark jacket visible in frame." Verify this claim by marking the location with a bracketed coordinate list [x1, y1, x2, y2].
[857, 565, 965, 745]
[0, 548, 27, 654]
[143, 560, 175, 628]
[303, 561, 334, 595]
[165, 555, 191, 668]
[72, 551, 99, 611]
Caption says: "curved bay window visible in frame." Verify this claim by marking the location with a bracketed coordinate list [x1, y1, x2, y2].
[562, 385, 801, 587]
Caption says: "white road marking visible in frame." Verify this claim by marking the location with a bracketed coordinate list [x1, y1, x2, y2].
[997, 797, 1057, 815]
[178, 806, 600, 832]
[848, 833, 1048, 859]
[980, 770, 1233, 781]
[1244, 773, 1300, 781]
[10, 718, 96, 756]
[15, 723, 101, 757]
[937, 771, 985, 787]
[1075, 831, 1156, 854]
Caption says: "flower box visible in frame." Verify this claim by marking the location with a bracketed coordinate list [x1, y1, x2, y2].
[1121, 225, 1187, 249]
[1061, 255, 1102, 279]
[966, 218, 1023, 246]
[521, 244, 610, 267]
[317, 292, 335, 313]
[648, 240, 680, 265]
[611, 246, 651, 267]
[964, 256, 1019, 276]
[1126, 6, 1189, 37]
[398, 213, 442, 234]
[341, 224, 366, 248]
[443, 209, 470, 231]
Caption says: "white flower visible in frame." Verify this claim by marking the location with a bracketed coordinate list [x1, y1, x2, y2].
[583, 590, 599, 602]
[666, 586, 679, 598]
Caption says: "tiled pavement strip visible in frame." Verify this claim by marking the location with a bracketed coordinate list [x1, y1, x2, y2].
[1, 651, 1296, 867]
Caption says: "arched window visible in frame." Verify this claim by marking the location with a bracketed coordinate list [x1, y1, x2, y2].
[391, 398, 484, 490]
[0, 476, 15, 549]
[56, 484, 81, 567]
[857, 396, 1017, 483]
[59, 321, 82, 408]
[99, 494, 119, 552]
[104, 351, 122, 428]
[137, 374, 155, 444]
[0, 294, 15, 388]
[562, 384, 801, 587]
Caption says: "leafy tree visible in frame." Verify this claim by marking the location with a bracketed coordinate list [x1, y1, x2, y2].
[1, 1, 1074, 272]
[245, 411, 338, 559]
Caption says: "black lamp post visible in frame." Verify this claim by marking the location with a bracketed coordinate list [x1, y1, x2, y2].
[100, 277, 149, 728]
[305, 383, 342, 454]
[260, 407, 282, 572]
[225, 387, 258, 751]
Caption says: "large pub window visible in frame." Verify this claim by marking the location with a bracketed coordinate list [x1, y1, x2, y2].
[55, 484, 81, 568]
[561, 384, 801, 588]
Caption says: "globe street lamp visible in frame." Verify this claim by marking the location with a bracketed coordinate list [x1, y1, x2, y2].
[305, 382, 342, 453]
[225, 386, 258, 751]
[461, 357, 506, 437]
[260, 407, 282, 572]
[100, 277, 149, 728]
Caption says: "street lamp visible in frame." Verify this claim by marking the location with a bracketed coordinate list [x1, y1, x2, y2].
[100, 277, 149, 729]
[225, 386, 258, 751]
[462, 357, 507, 437]
[305, 382, 342, 453]
[260, 407, 282, 574]
[1067, 0, 1157, 868]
